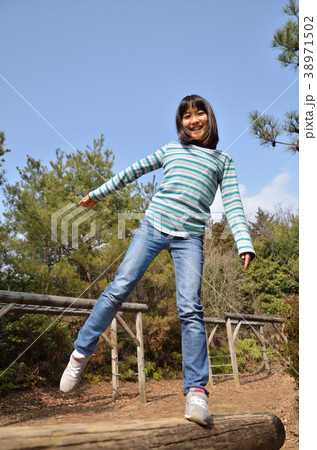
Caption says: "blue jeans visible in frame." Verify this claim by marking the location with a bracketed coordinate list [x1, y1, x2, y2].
[75, 217, 209, 395]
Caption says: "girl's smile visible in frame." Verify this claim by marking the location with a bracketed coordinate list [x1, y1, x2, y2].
[181, 105, 208, 142]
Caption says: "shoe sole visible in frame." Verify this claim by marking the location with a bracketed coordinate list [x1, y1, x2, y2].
[185, 414, 209, 426]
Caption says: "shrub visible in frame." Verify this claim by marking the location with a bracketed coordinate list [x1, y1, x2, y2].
[283, 295, 299, 386]
[0, 313, 74, 386]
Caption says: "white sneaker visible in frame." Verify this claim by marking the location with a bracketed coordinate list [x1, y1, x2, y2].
[185, 387, 211, 426]
[60, 351, 91, 393]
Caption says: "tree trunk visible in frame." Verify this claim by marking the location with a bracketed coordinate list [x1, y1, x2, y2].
[0, 413, 285, 449]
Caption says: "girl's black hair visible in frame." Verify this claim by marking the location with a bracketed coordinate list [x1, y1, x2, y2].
[176, 94, 219, 149]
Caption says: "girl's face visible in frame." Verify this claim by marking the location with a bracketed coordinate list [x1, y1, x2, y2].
[181, 105, 208, 142]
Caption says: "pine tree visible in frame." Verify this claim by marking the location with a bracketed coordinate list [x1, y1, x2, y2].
[271, 0, 299, 69]
[1, 136, 146, 296]
[0, 132, 10, 186]
[249, 0, 299, 153]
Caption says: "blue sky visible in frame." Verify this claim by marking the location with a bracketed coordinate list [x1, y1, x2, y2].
[0, 0, 299, 219]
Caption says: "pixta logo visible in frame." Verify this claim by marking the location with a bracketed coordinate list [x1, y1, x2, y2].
[118, 212, 144, 239]
[51, 203, 96, 249]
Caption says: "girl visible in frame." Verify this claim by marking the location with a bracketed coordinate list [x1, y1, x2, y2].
[60, 95, 255, 426]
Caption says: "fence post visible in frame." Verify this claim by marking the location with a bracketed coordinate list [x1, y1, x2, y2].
[205, 324, 213, 388]
[257, 325, 271, 374]
[136, 311, 147, 403]
[111, 317, 119, 401]
[226, 318, 240, 388]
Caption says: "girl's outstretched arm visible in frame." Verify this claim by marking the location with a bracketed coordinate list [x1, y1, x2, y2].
[78, 195, 97, 209]
[88, 148, 165, 203]
[219, 154, 255, 261]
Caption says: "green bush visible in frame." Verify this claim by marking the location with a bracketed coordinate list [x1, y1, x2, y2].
[0, 365, 46, 394]
[145, 361, 163, 380]
[283, 295, 299, 386]
[209, 338, 268, 375]
[0, 313, 74, 386]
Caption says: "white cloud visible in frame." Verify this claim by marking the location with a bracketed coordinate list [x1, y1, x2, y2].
[210, 171, 299, 221]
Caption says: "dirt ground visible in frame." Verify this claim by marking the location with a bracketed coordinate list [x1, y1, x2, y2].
[0, 370, 299, 449]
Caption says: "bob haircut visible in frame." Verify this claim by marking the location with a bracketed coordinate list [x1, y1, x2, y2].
[176, 95, 219, 149]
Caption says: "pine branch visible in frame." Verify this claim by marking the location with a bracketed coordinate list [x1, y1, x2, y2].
[249, 110, 299, 152]
[271, 1, 299, 69]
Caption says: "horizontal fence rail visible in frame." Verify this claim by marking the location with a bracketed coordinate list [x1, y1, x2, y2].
[0, 290, 148, 313]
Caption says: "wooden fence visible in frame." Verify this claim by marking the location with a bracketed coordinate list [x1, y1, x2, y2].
[0, 290, 147, 402]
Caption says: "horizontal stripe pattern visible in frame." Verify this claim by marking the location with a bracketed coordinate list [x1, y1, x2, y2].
[88, 141, 255, 256]
[89, 149, 164, 202]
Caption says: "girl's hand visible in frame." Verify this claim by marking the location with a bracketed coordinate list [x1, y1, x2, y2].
[78, 195, 97, 210]
[240, 252, 252, 270]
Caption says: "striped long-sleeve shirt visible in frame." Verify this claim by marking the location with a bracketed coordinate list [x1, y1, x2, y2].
[89, 141, 255, 257]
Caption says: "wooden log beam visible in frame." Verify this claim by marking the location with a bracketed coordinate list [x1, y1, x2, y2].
[272, 322, 288, 343]
[0, 414, 285, 450]
[0, 302, 15, 318]
[207, 324, 218, 347]
[0, 303, 94, 317]
[204, 317, 265, 326]
[101, 332, 115, 349]
[116, 313, 140, 346]
[0, 290, 148, 313]
[224, 313, 283, 324]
